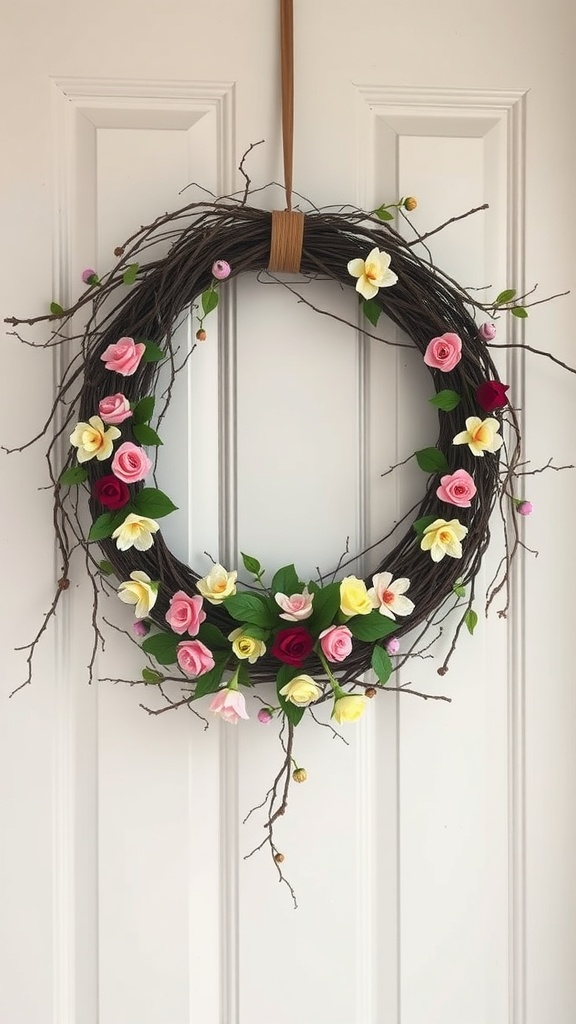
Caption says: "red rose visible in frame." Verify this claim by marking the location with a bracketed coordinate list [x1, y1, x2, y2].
[271, 626, 314, 667]
[475, 380, 509, 412]
[93, 474, 130, 510]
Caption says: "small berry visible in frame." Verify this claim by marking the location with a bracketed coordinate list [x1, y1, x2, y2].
[292, 768, 307, 783]
[365, 687, 377, 699]
[274, 852, 285, 864]
[196, 329, 207, 341]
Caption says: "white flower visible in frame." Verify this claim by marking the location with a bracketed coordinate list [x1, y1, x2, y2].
[274, 589, 314, 621]
[452, 417, 503, 457]
[111, 513, 160, 551]
[368, 572, 414, 619]
[118, 571, 158, 618]
[347, 247, 398, 300]
[69, 416, 121, 462]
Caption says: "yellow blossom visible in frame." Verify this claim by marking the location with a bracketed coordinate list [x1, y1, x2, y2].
[420, 518, 468, 562]
[70, 416, 121, 462]
[228, 628, 266, 663]
[340, 575, 372, 617]
[197, 564, 237, 604]
[117, 570, 158, 618]
[279, 675, 322, 707]
[347, 247, 398, 300]
[452, 416, 503, 457]
[111, 513, 160, 551]
[332, 694, 367, 724]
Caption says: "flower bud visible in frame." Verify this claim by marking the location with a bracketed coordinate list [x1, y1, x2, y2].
[257, 707, 273, 724]
[82, 268, 99, 285]
[478, 322, 497, 341]
[274, 852, 285, 864]
[385, 636, 400, 655]
[212, 259, 231, 280]
[133, 620, 150, 638]
[292, 768, 307, 783]
[516, 500, 533, 516]
[365, 687, 377, 699]
[196, 329, 207, 341]
[403, 196, 418, 212]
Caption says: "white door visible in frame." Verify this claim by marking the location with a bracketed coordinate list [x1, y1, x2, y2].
[1, 4, 574, 1023]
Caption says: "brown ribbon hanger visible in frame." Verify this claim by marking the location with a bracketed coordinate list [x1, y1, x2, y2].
[267, 0, 305, 274]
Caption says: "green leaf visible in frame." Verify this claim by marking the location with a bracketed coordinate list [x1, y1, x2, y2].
[132, 396, 155, 425]
[348, 612, 398, 642]
[239, 623, 270, 641]
[363, 299, 381, 327]
[413, 515, 438, 536]
[307, 580, 321, 595]
[465, 609, 479, 635]
[241, 552, 262, 575]
[141, 631, 179, 666]
[87, 510, 126, 542]
[511, 306, 528, 318]
[453, 581, 466, 599]
[224, 593, 277, 628]
[374, 206, 394, 221]
[371, 645, 393, 685]
[142, 668, 164, 684]
[201, 289, 219, 316]
[141, 341, 165, 363]
[428, 389, 462, 412]
[59, 465, 89, 485]
[197, 623, 230, 650]
[271, 563, 301, 597]
[98, 560, 115, 576]
[495, 288, 516, 306]
[415, 447, 449, 474]
[130, 487, 177, 519]
[132, 423, 163, 446]
[50, 301, 64, 316]
[276, 666, 306, 727]
[193, 655, 229, 699]
[309, 582, 341, 634]
[122, 263, 139, 285]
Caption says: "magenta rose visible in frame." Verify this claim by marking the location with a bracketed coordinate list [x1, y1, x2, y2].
[93, 473, 130, 510]
[111, 442, 152, 483]
[98, 393, 133, 425]
[271, 626, 314, 667]
[165, 591, 206, 636]
[319, 625, 353, 663]
[436, 469, 477, 508]
[176, 640, 215, 677]
[475, 380, 509, 412]
[478, 322, 497, 341]
[423, 332, 462, 372]
[100, 336, 146, 376]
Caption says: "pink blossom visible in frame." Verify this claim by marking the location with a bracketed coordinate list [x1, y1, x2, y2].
[436, 469, 477, 508]
[209, 687, 249, 723]
[100, 336, 146, 376]
[257, 707, 273, 724]
[176, 640, 215, 677]
[478, 322, 497, 341]
[111, 442, 152, 483]
[319, 624, 353, 663]
[165, 591, 206, 636]
[275, 589, 314, 621]
[385, 636, 400, 655]
[212, 260, 231, 280]
[517, 500, 533, 516]
[82, 268, 98, 284]
[133, 620, 150, 638]
[423, 332, 462, 372]
[98, 393, 133, 425]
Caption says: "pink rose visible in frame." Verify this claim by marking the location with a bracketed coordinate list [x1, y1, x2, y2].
[165, 590, 206, 636]
[436, 469, 477, 508]
[111, 442, 152, 483]
[176, 640, 215, 677]
[275, 589, 314, 621]
[423, 332, 462, 372]
[319, 624, 353, 663]
[209, 687, 249, 724]
[100, 336, 146, 376]
[98, 393, 133, 425]
[478, 322, 497, 341]
[212, 260, 231, 280]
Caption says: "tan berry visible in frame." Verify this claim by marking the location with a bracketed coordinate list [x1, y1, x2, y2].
[365, 687, 377, 699]
[114, 246, 125, 257]
[196, 329, 207, 341]
[292, 768, 307, 783]
[274, 852, 285, 864]
[404, 196, 418, 211]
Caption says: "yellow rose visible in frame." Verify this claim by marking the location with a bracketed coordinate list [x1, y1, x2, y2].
[420, 518, 468, 562]
[228, 628, 266, 663]
[279, 674, 322, 706]
[112, 513, 160, 551]
[332, 694, 367, 724]
[70, 415, 121, 462]
[340, 576, 372, 616]
[197, 563, 237, 604]
[117, 571, 158, 618]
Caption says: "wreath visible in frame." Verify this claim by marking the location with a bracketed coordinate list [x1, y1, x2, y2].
[6, 166, 573, 900]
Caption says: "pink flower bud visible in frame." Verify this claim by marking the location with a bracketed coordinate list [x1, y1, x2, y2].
[212, 260, 231, 280]
[385, 636, 400, 655]
[478, 322, 497, 341]
[257, 707, 273, 724]
[82, 268, 98, 284]
[517, 500, 533, 516]
[133, 620, 150, 637]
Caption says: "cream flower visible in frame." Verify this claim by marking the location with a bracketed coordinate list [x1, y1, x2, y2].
[368, 572, 414, 619]
[420, 518, 468, 562]
[452, 416, 503, 457]
[111, 513, 160, 551]
[197, 563, 237, 604]
[69, 416, 121, 463]
[117, 570, 158, 618]
[332, 694, 367, 724]
[228, 628, 266, 663]
[347, 247, 398, 300]
[340, 576, 373, 617]
[279, 675, 322, 707]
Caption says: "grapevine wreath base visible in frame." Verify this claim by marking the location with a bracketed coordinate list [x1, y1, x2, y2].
[5, 167, 573, 899]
